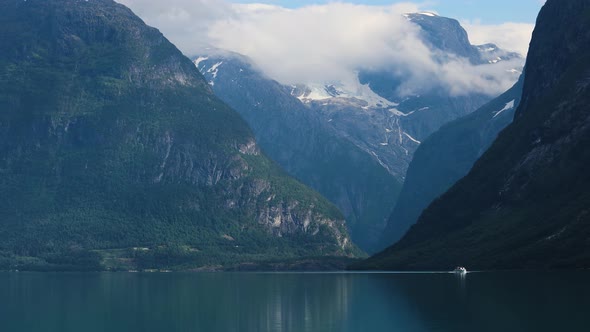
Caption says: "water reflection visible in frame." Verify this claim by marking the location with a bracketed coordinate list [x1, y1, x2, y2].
[457, 271, 467, 293]
[0, 273, 354, 332]
[1, 271, 589, 332]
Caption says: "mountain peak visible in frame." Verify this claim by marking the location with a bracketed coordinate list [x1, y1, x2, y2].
[405, 11, 439, 18]
[404, 12, 478, 62]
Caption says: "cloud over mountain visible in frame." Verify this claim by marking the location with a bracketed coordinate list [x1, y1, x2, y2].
[119, 1, 531, 97]
[462, 20, 534, 56]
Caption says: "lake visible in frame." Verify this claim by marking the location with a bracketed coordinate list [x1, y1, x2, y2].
[1, 271, 589, 331]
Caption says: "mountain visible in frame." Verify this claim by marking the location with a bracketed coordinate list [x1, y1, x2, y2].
[356, 0, 590, 270]
[407, 12, 482, 63]
[403, 13, 521, 65]
[193, 13, 522, 252]
[0, 0, 360, 271]
[194, 52, 402, 253]
[293, 12, 523, 181]
[379, 76, 524, 248]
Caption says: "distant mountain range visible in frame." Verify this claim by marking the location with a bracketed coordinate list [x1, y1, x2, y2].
[195, 12, 523, 252]
[358, 0, 590, 270]
[294, 12, 523, 179]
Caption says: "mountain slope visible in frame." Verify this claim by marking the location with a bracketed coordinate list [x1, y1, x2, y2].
[0, 0, 358, 271]
[380, 76, 524, 248]
[357, 0, 590, 270]
[195, 52, 402, 253]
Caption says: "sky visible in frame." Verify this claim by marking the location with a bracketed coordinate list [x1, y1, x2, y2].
[231, 0, 545, 24]
[119, 0, 543, 97]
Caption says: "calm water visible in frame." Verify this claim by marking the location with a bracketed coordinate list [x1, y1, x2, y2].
[1, 271, 589, 332]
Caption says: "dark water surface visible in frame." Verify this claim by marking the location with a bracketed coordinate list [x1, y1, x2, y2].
[1, 271, 589, 332]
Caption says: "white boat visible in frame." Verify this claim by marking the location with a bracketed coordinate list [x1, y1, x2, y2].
[453, 266, 467, 274]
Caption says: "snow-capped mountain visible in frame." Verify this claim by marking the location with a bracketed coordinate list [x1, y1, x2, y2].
[192, 12, 524, 251]
[281, 12, 524, 179]
[195, 13, 524, 180]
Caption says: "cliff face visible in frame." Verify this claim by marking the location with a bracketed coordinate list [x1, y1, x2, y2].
[0, 0, 358, 271]
[357, 0, 590, 270]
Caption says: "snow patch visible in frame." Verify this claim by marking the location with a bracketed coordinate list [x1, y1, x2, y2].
[193, 56, 209, 69]
[418, 12, 437, 17]
[403, 132, 421, 144]
[493, 99, 515, 118]
[369, 151, 391, 173]
[207, 61, 224, 80]
[488, 57, 503, 64]
[298, 85, 332, 101]
[388, 108, 416, 117]
[293, 77, 398, 108]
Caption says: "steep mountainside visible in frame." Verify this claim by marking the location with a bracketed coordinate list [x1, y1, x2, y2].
[357, 0, 590, 270]
[0, 0, 359, 271]
[195, 52, 402, 253]
[380, 76, 524, 249]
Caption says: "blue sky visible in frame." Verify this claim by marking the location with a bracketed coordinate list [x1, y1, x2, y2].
[232, 0, 545, 24]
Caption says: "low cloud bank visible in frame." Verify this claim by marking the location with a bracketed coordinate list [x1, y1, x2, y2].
[119, 1, 532, 97]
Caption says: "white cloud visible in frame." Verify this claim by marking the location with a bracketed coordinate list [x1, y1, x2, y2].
[209, 3, 427, 84]
[118, 0, 233, 50]
[118, 1, 531, 97]
[462, 21, 535, 55]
